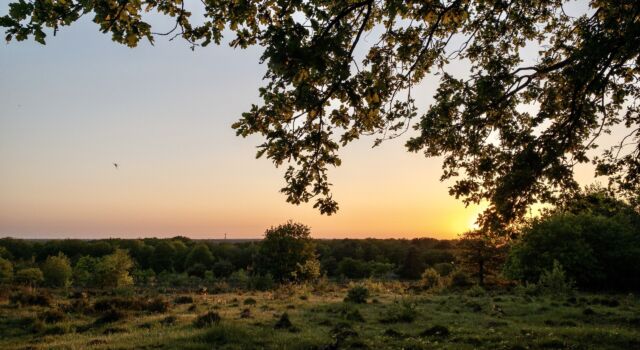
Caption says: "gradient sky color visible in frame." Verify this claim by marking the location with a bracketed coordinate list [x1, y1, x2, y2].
[0, 2, 606, 239]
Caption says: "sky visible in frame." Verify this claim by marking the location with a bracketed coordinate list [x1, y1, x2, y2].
[0, 1, 605, 239]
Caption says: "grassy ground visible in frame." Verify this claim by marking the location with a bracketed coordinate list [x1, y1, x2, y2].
[0, 283, 638, 350]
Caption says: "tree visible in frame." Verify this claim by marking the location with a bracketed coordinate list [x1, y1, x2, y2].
[212, 259, 235, 278]
[184, 243, 215, 273]
[256, 221, 318, 282]
[15, 267, 44, 288]
[397, 246, 424, 280]
[150, 241, 176, 273]
[42, 253, 73, 288]
[337, 257, 371, 279]
[74, 255, 99, 288]
[458, 230, 508, 286]
[504, 205, 640, 291]
[0, 257, 13, 283]
[3, 1, 639, 228]
[95, 249, 134, 288]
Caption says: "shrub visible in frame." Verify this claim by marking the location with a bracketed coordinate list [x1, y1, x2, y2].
[337, 258, 372, 279]
[420, 268, 442, 291]
[0, 257, 13, 282]
[186, 263, 208, 279]
[42, 253, 73, 288]
[465, 284, 487, 297]
[93, 296, 139, 312]
[174, 295, 194, 304]
[184, 244, 214, 275]
[94, 309, 128, 325]
[537, 260, 574, 296]
[39, 309, 66, 323]
[146, 296, 170, 313]
[160, 315, 177, 326]
[94, 249, 134, 288]
[379, 300, 418, 323]
[255, 221, 318, 282]
[420, 325, 450, 338]
[433, 262, 454, 277]
[43, 324, 72, 335]
[248, 273, 275, 291]
[243, 297, 257, 306]
[274, 312, 296, 331]
[93, 296, 170, 313]
[194, 311, 221, 328]
[449, 270, 472, 288]
[228, 270, 249, 289]
[514, 281, 539, 297]
[344, 285, 369, 304]
[212, 260, 235, 278]
[15, 267, 44, 287]
[10, 289, 52, 306]
[201, 324, 250, 346]
[504, 201, 640, 291]
[344, 308, 365, 322]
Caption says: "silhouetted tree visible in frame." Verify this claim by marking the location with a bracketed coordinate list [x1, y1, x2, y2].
[398, 246, 424, 280]
[459, 230, 508, 286]
[256, 221, 319, 282]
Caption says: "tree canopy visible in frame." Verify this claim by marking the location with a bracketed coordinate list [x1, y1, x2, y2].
[2, 0, 639, 229]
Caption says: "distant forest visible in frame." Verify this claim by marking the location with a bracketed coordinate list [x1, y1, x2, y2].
[0, 235, 457, 283]
[1, 188, 639, 293]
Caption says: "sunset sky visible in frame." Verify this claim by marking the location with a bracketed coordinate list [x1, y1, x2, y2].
[0, 2, 606, 239]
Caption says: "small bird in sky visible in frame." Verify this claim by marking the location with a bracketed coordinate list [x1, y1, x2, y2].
[113, 163, 119, 169]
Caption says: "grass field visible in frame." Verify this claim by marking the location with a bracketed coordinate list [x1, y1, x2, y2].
[1, 283, 639, 350]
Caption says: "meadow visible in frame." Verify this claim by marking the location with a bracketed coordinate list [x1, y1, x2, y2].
[1, 282, 639, 350]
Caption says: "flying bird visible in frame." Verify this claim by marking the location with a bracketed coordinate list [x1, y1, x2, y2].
[113, 163, 119, 169]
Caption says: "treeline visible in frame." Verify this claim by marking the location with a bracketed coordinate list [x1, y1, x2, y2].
[0, 230, 458, 290]
[0, 187, 638, 292]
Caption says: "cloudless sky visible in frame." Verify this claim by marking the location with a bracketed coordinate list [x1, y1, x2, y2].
[0, 1, 606, 239]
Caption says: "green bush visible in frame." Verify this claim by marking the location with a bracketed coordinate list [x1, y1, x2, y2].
[194, 311, 221, 328]
[94, 309, 128, 325]
[174, 295, 194, 304]
[344, 285, 369, 304]
[10, 289, 52, 306]
[504, 192, 640, 291]
[255, 221, 318, 282]
[537, 260, 574, 296]
[449, 270, 472, 288]
[42, 253, 72, 288]
[248, 273, 275, 291]
[39, 309, 65, 323]
[465, 284, 486, 297]
[15, 267, 44, 287]
[433, 262, 454, 277]
[146, 296, 170, 313]
[201, 323, 250, 346]
[420, 268, 442, 291]
[0, 257, 13, 282]
[380, 300, 418, 323]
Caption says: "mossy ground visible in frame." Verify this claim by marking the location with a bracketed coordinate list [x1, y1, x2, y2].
[0, 283, 638, 349]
